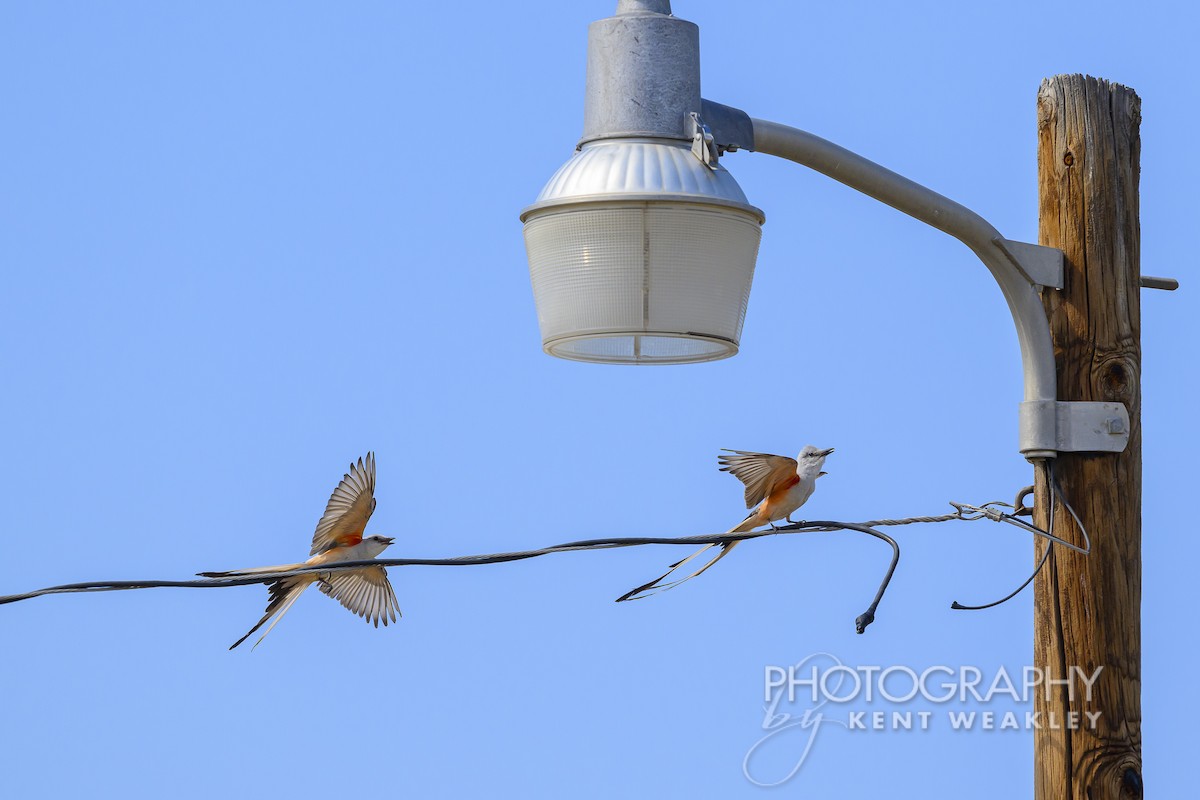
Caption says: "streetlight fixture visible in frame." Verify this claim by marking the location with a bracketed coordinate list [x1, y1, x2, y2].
[520, 1, 763, 365]
[520, 0, 1129, 461]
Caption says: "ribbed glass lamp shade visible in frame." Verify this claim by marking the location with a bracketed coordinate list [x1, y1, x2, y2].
[521, 139, 764, 364]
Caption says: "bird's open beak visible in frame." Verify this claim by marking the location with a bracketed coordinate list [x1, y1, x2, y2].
[381, 537, 396, 545]
[818, 447, 835, 457]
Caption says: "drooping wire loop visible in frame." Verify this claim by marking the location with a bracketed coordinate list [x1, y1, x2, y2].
[952, 462, 1090, 611]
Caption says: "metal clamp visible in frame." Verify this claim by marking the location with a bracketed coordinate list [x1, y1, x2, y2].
[1019, 400, 1130, 455]
[688, 112, 718, 168]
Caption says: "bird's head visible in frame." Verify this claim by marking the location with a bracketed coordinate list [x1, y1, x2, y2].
[363, 535, 396, 557]
[798, 445, 834, 475]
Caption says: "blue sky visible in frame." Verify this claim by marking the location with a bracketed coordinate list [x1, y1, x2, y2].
[1, 1, 1194, 796]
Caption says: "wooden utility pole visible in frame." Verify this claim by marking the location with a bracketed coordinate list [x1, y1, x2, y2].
[1033, 74, 1142, 799]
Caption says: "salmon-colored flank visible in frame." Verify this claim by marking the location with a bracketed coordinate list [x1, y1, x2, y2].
[769, 473, 801, 498]
[336, 532, 363, 548]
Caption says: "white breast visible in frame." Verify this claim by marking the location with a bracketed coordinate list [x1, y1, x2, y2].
[770, 478, 816, 521]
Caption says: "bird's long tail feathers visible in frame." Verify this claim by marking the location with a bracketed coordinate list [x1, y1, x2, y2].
[228, 577, 311, 651]
[197, 563, 305, 579]
[616, 513, 761, 602]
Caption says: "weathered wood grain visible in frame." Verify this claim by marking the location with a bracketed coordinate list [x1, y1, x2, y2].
[1034, 74, 1142, 800]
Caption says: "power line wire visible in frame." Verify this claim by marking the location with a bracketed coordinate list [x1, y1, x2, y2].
[0, 492, 1084, 633]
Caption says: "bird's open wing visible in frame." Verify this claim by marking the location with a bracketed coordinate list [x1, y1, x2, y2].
[310, 452, 377, 555]
[319, 566, 400, 627]
[717, 449, 799, 509]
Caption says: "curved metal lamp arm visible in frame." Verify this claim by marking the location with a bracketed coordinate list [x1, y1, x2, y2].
[744, 118, 1129, 460]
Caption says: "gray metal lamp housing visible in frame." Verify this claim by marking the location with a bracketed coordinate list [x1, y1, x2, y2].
[520, 0, 763, 364]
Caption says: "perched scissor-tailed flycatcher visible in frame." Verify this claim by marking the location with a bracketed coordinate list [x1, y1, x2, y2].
[617, 446, 834, 601]
[199, 452, 400, 650]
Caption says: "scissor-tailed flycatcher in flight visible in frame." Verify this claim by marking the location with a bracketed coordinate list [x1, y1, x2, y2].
[199, 452, 400, 650]
[617, 446, 834, 601]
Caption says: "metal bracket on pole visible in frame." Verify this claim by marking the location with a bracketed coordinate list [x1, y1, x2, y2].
[996, 239, 1064, 289]
[1020, 401, 1130, 454]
